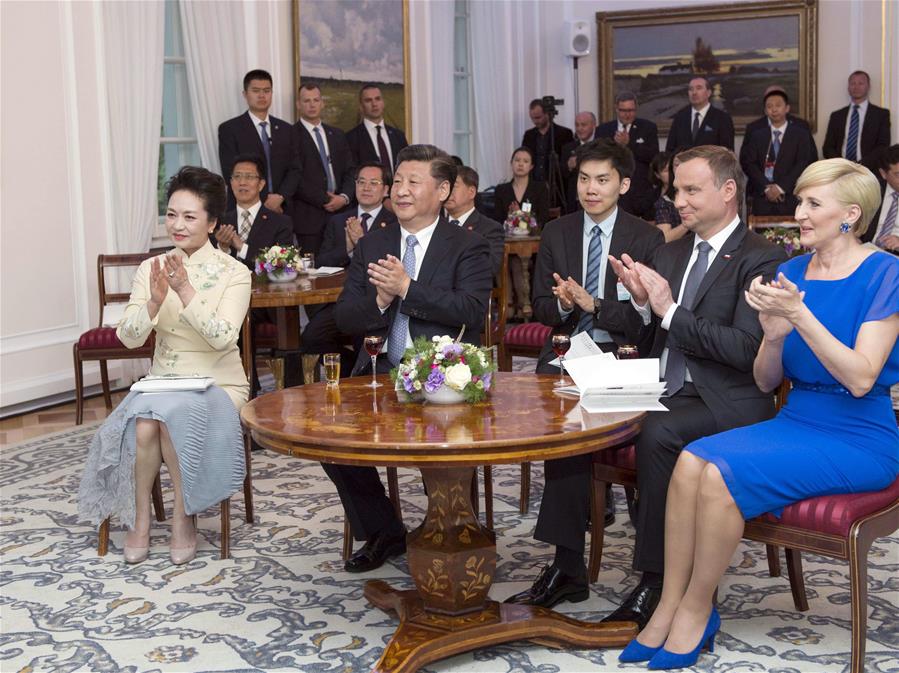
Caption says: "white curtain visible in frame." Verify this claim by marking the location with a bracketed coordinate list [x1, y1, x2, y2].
[101, 1, 165, 254]
[409, 0, 455, 150]
[179, 1, 248, 173]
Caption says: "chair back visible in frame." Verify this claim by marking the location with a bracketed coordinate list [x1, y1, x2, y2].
[96, 253, 157, 328]
[482, 247, 510, 349]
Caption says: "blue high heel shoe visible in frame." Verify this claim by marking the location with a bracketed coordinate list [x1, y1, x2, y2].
[647, 607, 720, 670]
[618, 637, 663, 663]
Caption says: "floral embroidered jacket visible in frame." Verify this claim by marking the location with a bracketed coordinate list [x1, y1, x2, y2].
[117, 241, 251, 408]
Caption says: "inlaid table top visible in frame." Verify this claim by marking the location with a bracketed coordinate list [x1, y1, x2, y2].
[249, 271, 345, 309]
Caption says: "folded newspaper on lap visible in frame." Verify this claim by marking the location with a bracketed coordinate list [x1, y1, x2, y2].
[131, 375, 215, 393]
[562, 354, 667, 412]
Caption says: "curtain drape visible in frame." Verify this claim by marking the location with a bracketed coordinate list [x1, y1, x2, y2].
[409, 0, 455, 151]
[101, 1, 165, 254]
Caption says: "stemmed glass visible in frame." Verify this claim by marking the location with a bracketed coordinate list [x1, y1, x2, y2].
[363, 335, 385, 388]
[552, 333, 571, 387]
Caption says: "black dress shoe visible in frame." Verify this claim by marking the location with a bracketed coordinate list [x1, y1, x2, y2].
[504, 564, 589, 609]
[601, 583, 662, 630]
[344, 529, 406, 573]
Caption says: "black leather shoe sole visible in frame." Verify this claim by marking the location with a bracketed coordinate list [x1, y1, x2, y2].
[344, 539, 406, 573]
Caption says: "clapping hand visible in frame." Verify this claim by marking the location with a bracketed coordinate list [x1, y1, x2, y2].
[608, 253, 648, 305]
[148, 258, 169, 308]
[634, 263, 675, 317]
[368, 255, 411, 309]
[214, 224, 241, 251]
[551, 273, 575, 311]
[613, 129, 630, 146]
[345, 216, 365, 249]
[554, 273, 594, 312]
[744, 273, 804, 341]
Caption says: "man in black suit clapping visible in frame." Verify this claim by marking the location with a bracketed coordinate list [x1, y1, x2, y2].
[218, 69, 301, 215]
[666, 77, 734, 152]
[345, 84, 409, 171]
[292, 83, 356, 256]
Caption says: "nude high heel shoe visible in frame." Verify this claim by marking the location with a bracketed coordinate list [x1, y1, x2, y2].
[170, 515, 197, 565]
[123, 531, 150, 564]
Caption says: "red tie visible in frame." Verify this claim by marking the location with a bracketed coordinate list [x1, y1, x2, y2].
[375, 125, 391, 171]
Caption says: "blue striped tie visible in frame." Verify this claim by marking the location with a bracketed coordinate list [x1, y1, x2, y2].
[845, 105, 860, 162]
[314, 126, 336, 192]
[576, 225, 601, 335]
[387, 235, 418, 365]
[258, 121, 273, 192]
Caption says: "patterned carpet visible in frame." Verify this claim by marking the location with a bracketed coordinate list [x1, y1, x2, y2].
[2, 423, 898, 673]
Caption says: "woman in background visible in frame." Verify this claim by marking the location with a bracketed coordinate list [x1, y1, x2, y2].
[79, 166, 251, 566]
[650, 150, 686, 242]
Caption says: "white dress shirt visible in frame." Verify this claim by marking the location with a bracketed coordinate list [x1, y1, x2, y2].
[363, 118, 393, 167]
[691, 103, 711, 130]
[248, 111, 271, 141]
[452, 207, 476, 226]
[347, 204, 384, 260]
[842, 99, 869, 160]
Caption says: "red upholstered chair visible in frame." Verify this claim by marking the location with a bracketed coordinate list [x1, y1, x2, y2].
[73, 253, 157, 425]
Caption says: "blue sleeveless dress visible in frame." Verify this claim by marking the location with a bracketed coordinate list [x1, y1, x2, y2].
[686, 251, 899, 519]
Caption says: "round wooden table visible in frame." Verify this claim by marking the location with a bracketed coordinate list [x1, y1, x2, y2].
[241, 372, 645, 673]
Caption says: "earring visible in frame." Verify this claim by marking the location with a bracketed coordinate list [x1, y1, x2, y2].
[839, 222, 851, 234]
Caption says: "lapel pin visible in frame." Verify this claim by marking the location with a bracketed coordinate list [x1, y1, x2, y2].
[722, 254, 732, 260]
[262, 214, 268, 220]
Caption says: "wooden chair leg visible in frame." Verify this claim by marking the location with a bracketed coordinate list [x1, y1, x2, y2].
[784, 548, 809, 611]
[242, 433, 254, 524]
[519, 462, 531, 514]
[220, 498, 231, 560]
[151, 475, 166, 522]
[470, 468, 480, 518]
[588, 478, 608, 583]
[342, 519, 354, 560]
[98, 518, 110, 556]
[73, 346, 85, 425]
[848, 535, 872, 673]
[766, 544, 782, 577]
[99, 360, 113, 410]
[483, 466, 494, 530]
[386, 467, 402, 523]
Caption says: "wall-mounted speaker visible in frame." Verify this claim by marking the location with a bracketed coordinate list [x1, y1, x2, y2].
[564, 20, 591, 57]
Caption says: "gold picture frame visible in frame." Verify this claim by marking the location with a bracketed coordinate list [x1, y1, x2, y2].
[292, 0, 411, 138]
[596, 0, 818, 134]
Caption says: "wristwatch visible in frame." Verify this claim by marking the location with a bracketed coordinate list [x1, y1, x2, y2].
[593, 297, 602, 317]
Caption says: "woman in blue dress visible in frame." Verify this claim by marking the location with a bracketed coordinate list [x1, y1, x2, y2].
[620, 158, 899, 669]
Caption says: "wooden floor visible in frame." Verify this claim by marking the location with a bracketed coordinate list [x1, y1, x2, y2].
[0, 392, 126, 447]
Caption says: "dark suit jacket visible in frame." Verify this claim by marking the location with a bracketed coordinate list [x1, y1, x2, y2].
[317, 207, 397, 269]
[559, 138, 591, 213]
[216, 206, 294, 270]
[334, 218, 493, 375]
[493, 179, 551, 227]
[522, 123, 575, 181]
[459, 210, 505, 278]
[740, 123, 814, 216]
[532, 209, 665, 370]
[345, 122, 409, 168]
[822, 103, 892, 174]
[666, 105, 735, 152]
[596, 118, 660, 219]
[860, 183, 889, 244]
[634, 223, 786, 431]
[217, 112, 301, 207]
[745, 114, 817, 162]
[292, 122, 356, 238]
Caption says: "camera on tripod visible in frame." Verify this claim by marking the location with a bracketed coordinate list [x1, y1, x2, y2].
[541, 95, 564, 117]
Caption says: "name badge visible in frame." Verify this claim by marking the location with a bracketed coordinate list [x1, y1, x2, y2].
[617, 281, 631, 301]
[522, 200, 532, 213]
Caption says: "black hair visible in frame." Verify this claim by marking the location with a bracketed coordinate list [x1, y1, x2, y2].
[355, 161, 390, 184]
[359, 83, 382, 99]
[881, 144, 899, 170]
[450, 155, 465, 166]
[649, 152, 673, 189]
[574, 138, 636, 180]
[763, 90, 790, 105]
[510, 146, 534, 163]
[229, 153, 267, 182]
[165, 166, 227, 224]
[395, 144, 457, 202]
[243, 69, 272, 91]
[457, 166, 479, 190]
[849, 70, 871, 84]
[298, 81, 321, 94]
[529, 98, 546, 112]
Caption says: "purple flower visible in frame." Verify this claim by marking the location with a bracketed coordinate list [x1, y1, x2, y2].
[482, 372, 492, 390]
[442, 343, 463, 360]
[264, 262, 274, 272]
[402, 376, 416, 394]
[424, 368, 445, 393]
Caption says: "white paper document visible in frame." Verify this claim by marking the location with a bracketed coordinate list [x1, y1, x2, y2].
[308, 266, 344, 276]
[131, 375, 215, 393]
[548, 331, 608, 368]
[562, 354, 668, 412]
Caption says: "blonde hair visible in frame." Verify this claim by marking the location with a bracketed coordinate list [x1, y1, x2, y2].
[793, 159, 882, 236]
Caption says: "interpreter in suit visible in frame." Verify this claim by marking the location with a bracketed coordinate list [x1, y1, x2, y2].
[302, 162, 397, 370]
[504, 139, 665, 609]
[345, 84, 409, 171]
[740, 90, 814, 216]
[560, 111, 598, 213]
[214, 154, 295, 269]
[822, 70, 892, 178]
[862, 144, 899, 252]
[444, 165, 505, 278]
[665, 77, 735, 152]
[521, 98, 575, 184]
[596, 92, 660, 220]
[597, 146, 786, 631]
[292, 83, 356, 256]
[744, 85, 817, 164]
[218, 69, 301, 215]
[326, 145, 493, 573]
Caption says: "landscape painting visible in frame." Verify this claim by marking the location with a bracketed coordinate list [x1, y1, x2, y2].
[293, 0, 409, 135]
[596, 1, 818, 133]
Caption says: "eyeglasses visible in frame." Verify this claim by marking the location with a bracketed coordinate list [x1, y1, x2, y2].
[355, 179, 384, 187]
[231, 173, 261, 181]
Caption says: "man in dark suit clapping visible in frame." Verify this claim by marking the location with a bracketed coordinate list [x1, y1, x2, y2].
[822, 70, 892, 178]
[292, 83, 356, 256]
[326, 145, 493, 573]
[345, 84, 409, 171]
[666, 77, 734, 152]
[596, 92, 660, 219]
[218, 69, 301, 215]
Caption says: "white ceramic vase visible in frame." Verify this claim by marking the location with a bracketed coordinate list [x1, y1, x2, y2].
[422, 385, 466, 405]
[267, 268, 298, 283]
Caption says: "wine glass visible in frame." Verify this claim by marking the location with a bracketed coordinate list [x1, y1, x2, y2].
[363, 335, 385, 388]
[551, 334, 571, 387]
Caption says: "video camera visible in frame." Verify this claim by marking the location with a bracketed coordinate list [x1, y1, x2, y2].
[541, 95, 564, 117]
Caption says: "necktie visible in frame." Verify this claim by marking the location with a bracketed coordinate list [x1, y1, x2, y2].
[875, 192, 899, 248]
[313, 126, 336, 192]
[375, 125, 391, 171]
[387, 235, 418, 365]
[664, 241, 712, 395]
[576, 225, 602, 335]
[846, 104, 860, 162]
[239, 210, 252, 241]
[258, 121, 273, 192]
[765, 130, 782, 182]
[449, 219, 460, 227]
[691, 111, 701, 141]
[360, 212, 372, 233]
